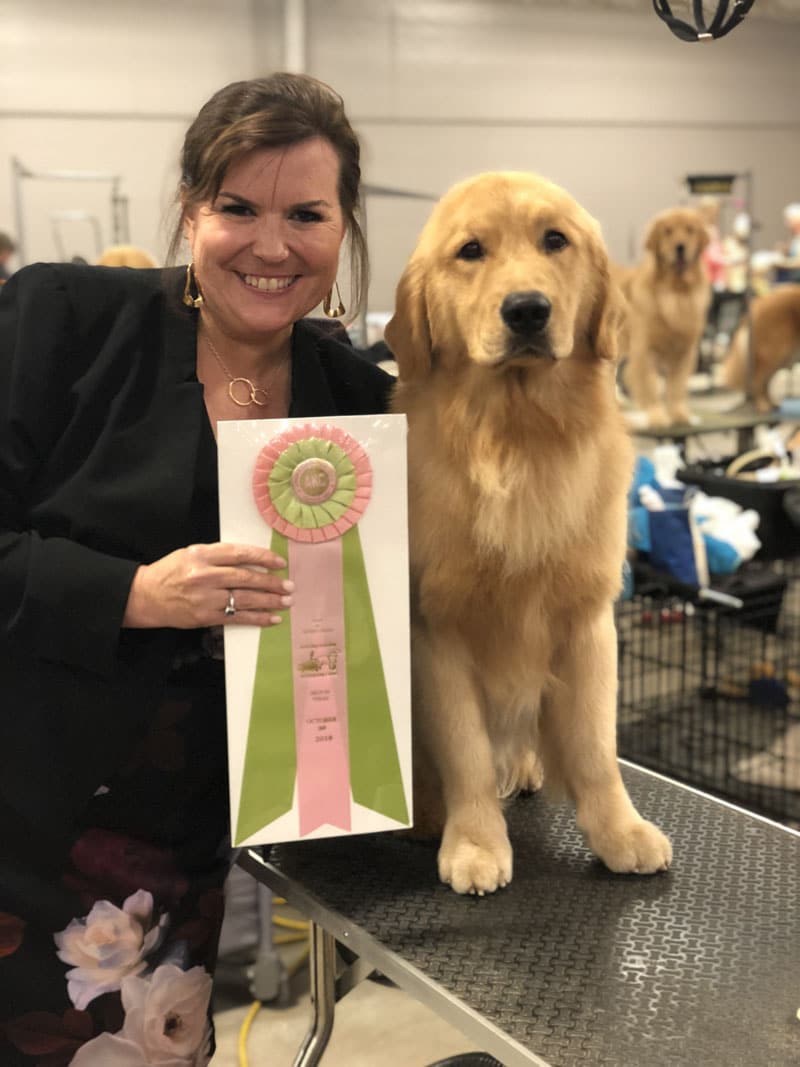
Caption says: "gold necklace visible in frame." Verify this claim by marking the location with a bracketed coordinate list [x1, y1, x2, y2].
[203, 330, 289, 408]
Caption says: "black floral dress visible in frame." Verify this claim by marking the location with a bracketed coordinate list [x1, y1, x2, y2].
[0, 423, 232, 1066]
[0, 654, 231, 1067]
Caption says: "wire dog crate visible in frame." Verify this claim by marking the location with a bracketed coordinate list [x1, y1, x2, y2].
[617, 561, 800, 826]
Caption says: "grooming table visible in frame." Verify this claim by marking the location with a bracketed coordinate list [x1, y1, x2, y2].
[628, 407, 788, 453]
[238, 762, 800, 1067]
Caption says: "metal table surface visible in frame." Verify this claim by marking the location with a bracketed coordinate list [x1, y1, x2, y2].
[239, 763, 800, 1067]
[628, 407, 785, 440]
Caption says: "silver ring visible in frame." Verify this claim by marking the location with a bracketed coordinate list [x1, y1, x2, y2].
[224, 591, 236, 617]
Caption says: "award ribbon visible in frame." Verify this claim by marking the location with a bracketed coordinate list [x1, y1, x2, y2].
[234, 424, 409, 843]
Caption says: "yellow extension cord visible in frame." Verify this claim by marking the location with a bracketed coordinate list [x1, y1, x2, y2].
[237, 896, 310, 1067]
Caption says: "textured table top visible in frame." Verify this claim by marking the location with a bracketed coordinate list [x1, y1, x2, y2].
[246, 764, 800, 1067]
[627, 406, 786, 440]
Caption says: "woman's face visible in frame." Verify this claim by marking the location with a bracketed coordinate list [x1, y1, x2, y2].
[183, 137, 346, 343]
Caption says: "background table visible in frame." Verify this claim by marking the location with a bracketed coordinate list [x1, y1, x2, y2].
[627, 406, 788, 454]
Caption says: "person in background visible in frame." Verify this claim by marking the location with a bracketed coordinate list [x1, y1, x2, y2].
[0, 72, 393, 1065]
[0, 231, 16, 283]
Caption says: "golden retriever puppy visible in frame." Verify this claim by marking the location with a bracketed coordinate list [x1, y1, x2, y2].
[96, 245, 158, 268]
[621, 207, 711, 427]
[385, 172, 672, 895]
[721, 284, 800, 412]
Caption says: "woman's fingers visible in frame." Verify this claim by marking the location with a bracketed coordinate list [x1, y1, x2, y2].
[215, 584, 289, 629]
[200, 542, 288, 571]
[217, 585, 293, 616]
[123, 542, 295, 630]
[184, 544, 293, 597]
[221, 603, 286, 628]
[217, 569, 294, 599]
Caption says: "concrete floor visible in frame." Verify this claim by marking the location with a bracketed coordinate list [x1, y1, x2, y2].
[211, 870, 482, 1067]
[212, 969, 481, 1067]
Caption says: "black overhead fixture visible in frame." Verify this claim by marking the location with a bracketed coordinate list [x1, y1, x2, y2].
[652, 0, 757, 42]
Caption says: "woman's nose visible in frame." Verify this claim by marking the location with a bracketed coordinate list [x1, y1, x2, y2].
[251, 217, 290, 261]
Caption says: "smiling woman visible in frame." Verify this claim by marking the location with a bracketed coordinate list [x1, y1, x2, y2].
[168, 74, 369, 428]
[0, 72, 393, 1066]
[185, 138, 347, 398]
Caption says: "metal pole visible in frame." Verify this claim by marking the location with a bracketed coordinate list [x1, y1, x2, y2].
[293, 922, 337, 1067]
[11, 158, 126, 265]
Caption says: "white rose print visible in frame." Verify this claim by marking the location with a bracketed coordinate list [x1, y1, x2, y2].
[54, 889, 167, 1010]
[70, 964, 212, 1066]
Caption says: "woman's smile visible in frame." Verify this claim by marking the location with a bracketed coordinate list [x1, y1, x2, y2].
[240, 273, 299, 292]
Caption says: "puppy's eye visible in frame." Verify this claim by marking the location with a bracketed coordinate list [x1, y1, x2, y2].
[543, 230, 569, 252]
[456, 240, 485, 261]
[664, 226, 673, 237]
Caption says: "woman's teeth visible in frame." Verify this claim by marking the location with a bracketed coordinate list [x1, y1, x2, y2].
[243, 274, 294, 291]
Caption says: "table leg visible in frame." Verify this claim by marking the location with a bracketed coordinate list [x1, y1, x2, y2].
[292, 922, 337, 1067]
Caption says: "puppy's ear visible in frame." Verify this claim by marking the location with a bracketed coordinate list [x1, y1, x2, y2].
[589, 260, 625, 362]
[644, 217, 662, 255]
[384, 257, 433, 381]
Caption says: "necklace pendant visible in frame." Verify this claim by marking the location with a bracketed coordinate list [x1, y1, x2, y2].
[251, 387, 270, 407]
[229, 378, 258, 407]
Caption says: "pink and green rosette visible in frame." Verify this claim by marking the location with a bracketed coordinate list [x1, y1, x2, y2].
[235, 424, 409, 843]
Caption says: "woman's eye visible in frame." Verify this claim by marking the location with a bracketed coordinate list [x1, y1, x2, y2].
[292, 208, 324, 223]
[219, 203, 253, 217]
[456, 240, 484, 261]
[543, 230, 569, 252]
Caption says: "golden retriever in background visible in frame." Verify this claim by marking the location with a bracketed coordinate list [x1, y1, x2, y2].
[385, 172, 672, 895]
[96, 245, 159, 268]
[620, 206, 711, 427]
[721, 284, 800, 411]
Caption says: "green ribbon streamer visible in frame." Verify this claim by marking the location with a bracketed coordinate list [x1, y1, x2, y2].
[235, 531, 295, 844]
[234, 528, 408, 845]
[342, 526, 409, 825]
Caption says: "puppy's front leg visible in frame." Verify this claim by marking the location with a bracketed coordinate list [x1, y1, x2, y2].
[540, 608, 672, 874]
[625, 335, 669, 428]
[413, 625, 512, 895]
[664, 346, 698, 425]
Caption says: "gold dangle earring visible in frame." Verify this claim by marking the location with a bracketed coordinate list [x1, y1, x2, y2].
[323, 280, 345, 319]
[182, 263, 204, 309]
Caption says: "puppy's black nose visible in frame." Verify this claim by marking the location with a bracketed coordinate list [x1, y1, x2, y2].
[675, 242, 686, 259]
[501, 291, 551, 336]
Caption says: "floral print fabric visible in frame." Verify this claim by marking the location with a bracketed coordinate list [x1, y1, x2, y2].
[55, 890, 170, 1011]
[0, 671, 231, 1066]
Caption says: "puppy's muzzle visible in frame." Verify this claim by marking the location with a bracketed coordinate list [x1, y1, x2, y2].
[501, 291, 552, 338]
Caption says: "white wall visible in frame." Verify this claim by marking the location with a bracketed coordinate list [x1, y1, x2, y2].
[2, 0, 799, 313]
[0, 0, 284, 266]
[310, 0, 800, 309]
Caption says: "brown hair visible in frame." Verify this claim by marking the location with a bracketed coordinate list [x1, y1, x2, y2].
[168, 72, 367, 317]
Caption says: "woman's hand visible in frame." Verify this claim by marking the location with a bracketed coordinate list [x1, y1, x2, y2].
[122, 542, 293, 629]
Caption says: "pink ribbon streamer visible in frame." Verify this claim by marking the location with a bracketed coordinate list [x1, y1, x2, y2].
[289, 538, 352, 835]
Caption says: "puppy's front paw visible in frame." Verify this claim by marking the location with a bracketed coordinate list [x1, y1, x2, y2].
[645, 406, 670, 429]
[589, 818, 672, 875]
[438, 830, 513, 895]
[669, 405, 693, 425]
